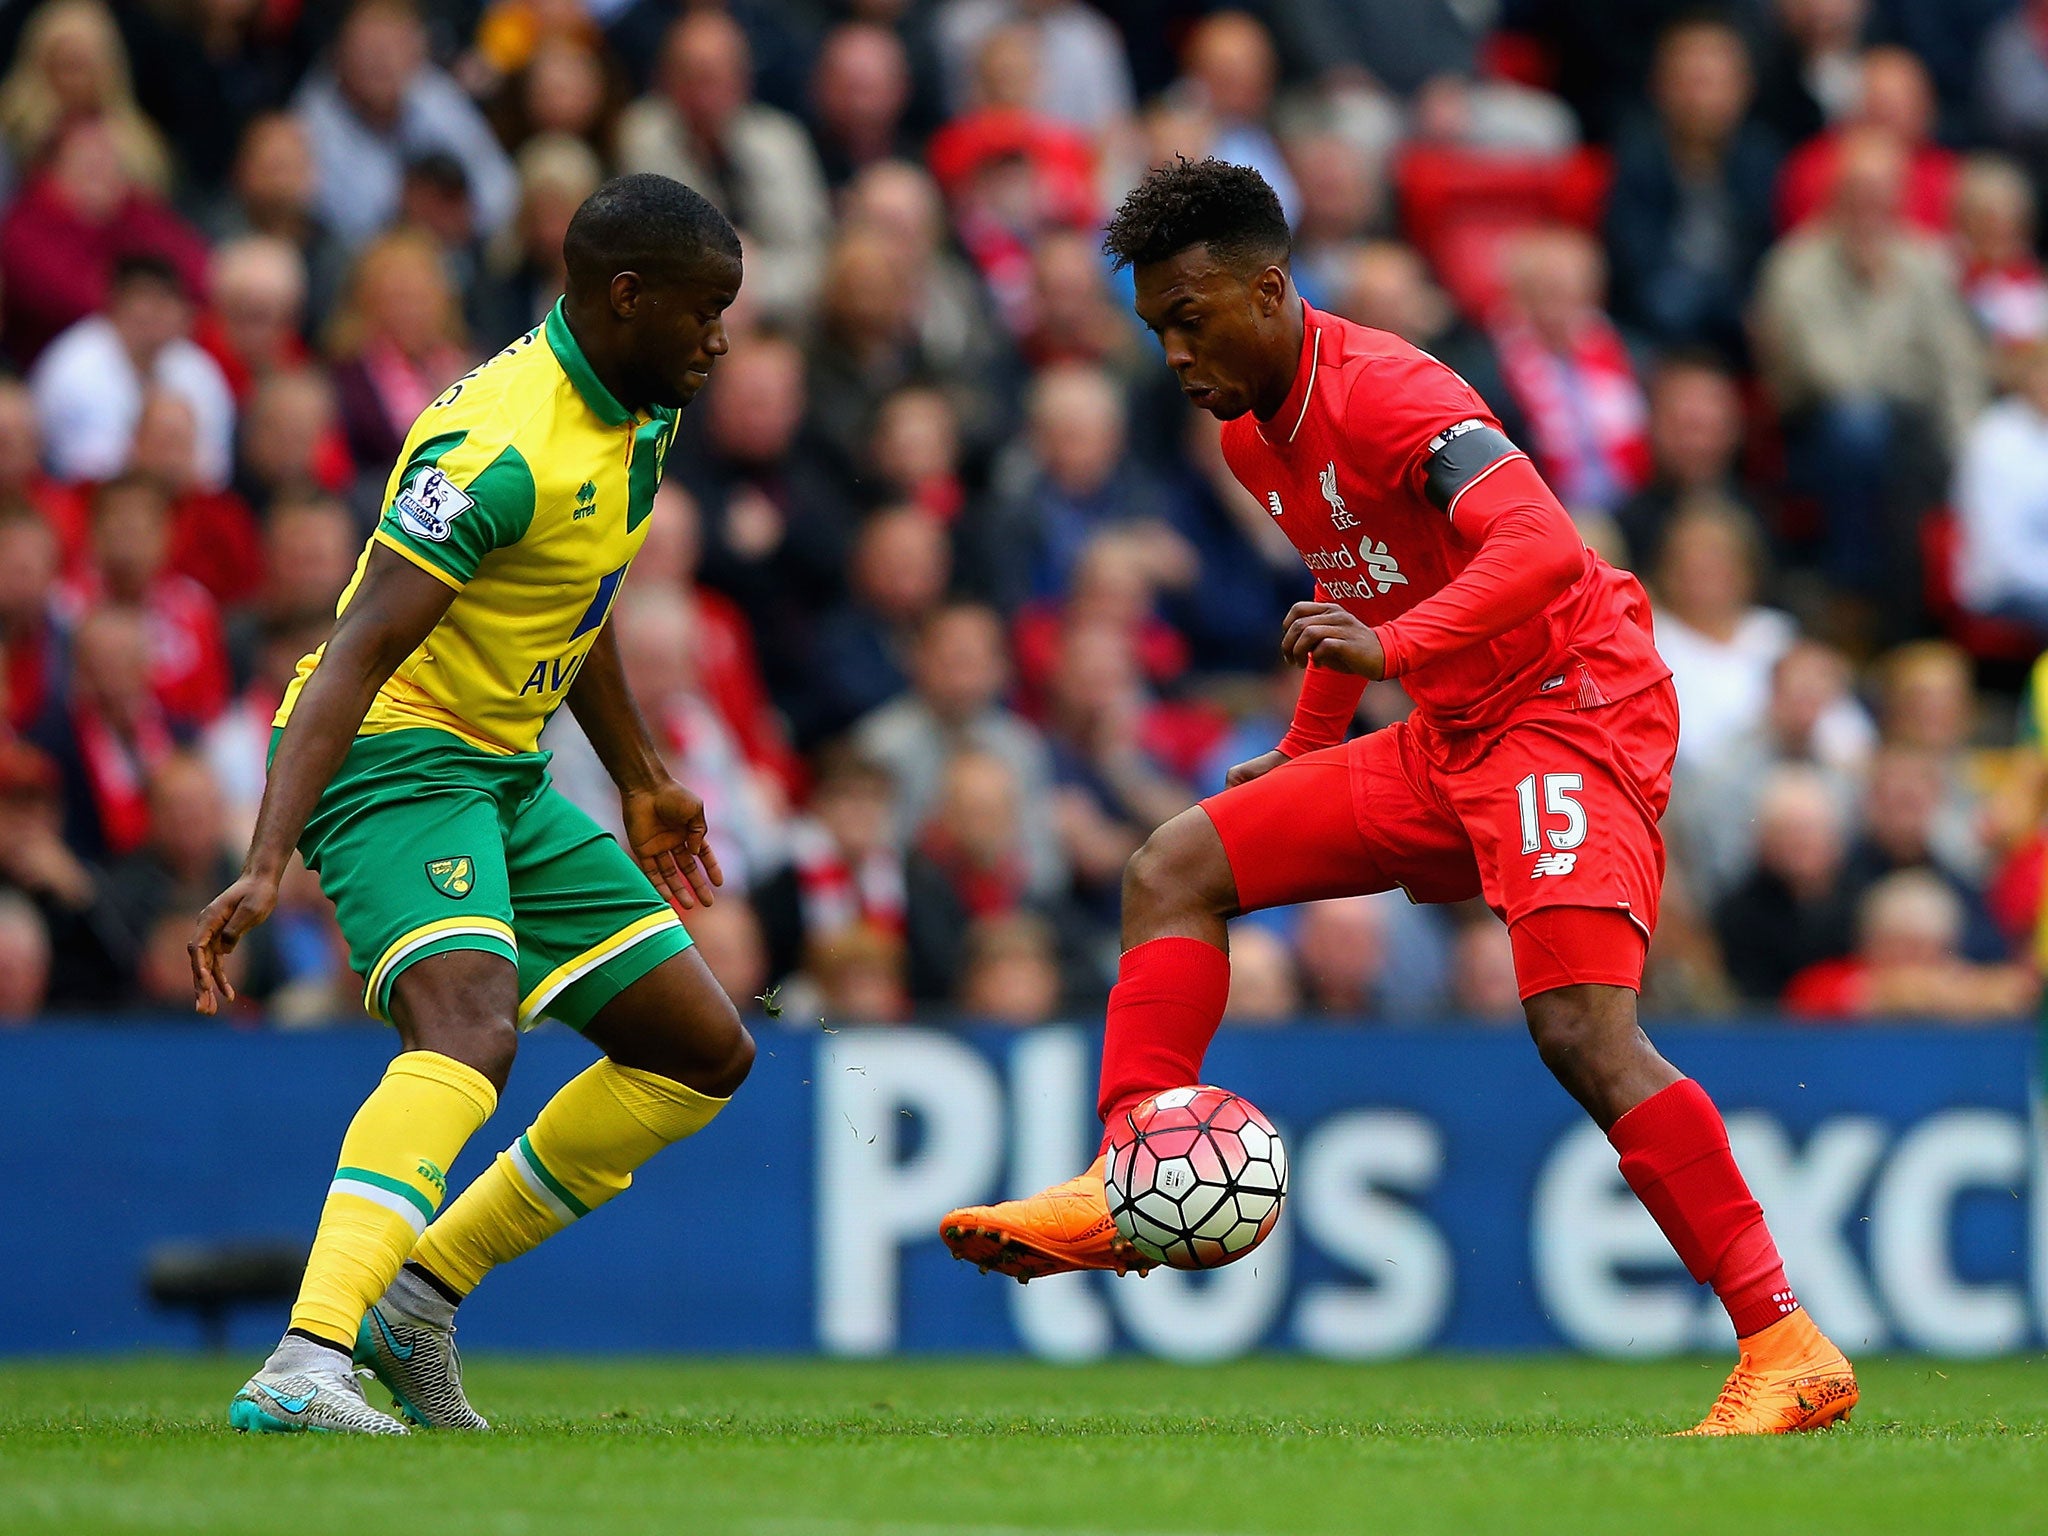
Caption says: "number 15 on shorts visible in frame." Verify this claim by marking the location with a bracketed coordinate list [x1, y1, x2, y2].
[1516, 773, 1585, 876]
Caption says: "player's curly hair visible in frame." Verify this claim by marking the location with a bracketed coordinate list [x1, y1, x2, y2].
[564, 173, 741, 290]
[1102, 157, 1291, 273]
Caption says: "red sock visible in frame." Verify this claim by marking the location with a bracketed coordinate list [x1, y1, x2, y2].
[1096, 936, 1230, 1138]
[1609, 1079, 1799, 1340]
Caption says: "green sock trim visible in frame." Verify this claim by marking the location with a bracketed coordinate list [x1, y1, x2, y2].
[332, 1166, 439, 1225]
[515, 1133, 592, 1219]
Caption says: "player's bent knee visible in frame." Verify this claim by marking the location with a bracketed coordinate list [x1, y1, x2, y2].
[615, 988, 753, 1097]
[681, 987, 755, 1097]
[584, 946, 758, 1094]
[674, 982, 754, 1097]
[1524, 986, 1604, 1072]
[1525, 983, 1641, 1084]
[409, 1007, 519, 1088]
[1123, 811, 1233, 922]
[711, 1018, 756, 1099]
[1524, 981, 1678, 1129]
[390, 952, 521, 1087]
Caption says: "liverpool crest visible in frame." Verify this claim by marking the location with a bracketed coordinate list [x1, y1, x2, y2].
[1320, 462, 1359, 530]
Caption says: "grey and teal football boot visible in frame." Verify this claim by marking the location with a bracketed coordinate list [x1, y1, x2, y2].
[230, 1337, 409, 1435]
[354, 1268, 490, 1431]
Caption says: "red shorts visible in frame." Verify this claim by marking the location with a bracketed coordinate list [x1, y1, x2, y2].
[1201, 680, 1678, 997]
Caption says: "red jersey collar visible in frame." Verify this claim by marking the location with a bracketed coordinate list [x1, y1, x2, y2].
[1254, 301, 1323, 448]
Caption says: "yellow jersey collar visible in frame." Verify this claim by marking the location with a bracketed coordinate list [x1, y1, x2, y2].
[545, 299, 631, 427]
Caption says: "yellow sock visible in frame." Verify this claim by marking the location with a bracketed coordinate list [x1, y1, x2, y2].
[410, 1061, 727, 1295]
[289, 1051, 497, 1346]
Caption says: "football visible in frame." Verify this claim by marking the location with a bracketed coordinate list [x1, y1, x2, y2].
[1103, 1086, 1288, 1270]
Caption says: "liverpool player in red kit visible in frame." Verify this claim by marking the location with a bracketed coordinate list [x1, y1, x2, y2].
[941, 160, 1856, 1435]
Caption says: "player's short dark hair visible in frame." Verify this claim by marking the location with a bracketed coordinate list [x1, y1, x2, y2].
[563, 174, 741, 293]
[1102, 157, 1291, 274]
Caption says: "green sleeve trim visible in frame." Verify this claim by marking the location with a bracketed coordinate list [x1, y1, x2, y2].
[406, 430, 468, 473]
[462, 444, 539, 551]
[378, 439, 536, 584]
[375, 430, 469, 580]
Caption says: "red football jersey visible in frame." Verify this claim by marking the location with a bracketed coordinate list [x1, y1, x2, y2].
[1220, 304, 1668, 747]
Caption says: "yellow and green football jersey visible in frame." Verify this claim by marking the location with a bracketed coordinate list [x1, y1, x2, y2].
[277, 300, 678, 755]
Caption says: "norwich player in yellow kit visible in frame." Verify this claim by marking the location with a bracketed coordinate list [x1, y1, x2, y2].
[190, 175, 754, 1434]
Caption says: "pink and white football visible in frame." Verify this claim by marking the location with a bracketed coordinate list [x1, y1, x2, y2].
[1103, 1085, 1288, 1270]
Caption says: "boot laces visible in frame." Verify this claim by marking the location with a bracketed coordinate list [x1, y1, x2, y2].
[1700, 1363, 1765, 1428]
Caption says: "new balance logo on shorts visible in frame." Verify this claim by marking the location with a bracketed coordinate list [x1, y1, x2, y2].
[1531, 851, 1578, 878]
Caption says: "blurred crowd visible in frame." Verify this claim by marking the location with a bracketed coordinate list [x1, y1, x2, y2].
[5, 0, 2048, 1030]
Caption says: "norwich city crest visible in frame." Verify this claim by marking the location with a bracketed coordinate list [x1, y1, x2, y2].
[426, 857, 475, 899]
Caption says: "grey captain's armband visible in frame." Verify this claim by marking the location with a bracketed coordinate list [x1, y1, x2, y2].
[1421, 419, 1522, 513]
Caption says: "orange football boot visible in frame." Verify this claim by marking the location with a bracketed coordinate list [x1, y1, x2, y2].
[940, 1155, 1151, 1281]
[1678, 1308, 1858, 1436]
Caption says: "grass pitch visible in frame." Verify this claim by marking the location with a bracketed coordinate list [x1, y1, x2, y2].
[0, 1355, 2040, 1536]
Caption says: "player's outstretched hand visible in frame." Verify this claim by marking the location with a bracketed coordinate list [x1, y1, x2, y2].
[624, 779, 723, 914]
[189, 872, 280, 1016]
[1225, 749, 1289, 787]
[1280, 601, 1386, 678]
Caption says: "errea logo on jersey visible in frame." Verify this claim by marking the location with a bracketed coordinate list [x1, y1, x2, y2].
[395, 467, 475, 543]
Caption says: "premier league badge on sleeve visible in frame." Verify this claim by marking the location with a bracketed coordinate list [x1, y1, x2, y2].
[395, 467, 476, 543]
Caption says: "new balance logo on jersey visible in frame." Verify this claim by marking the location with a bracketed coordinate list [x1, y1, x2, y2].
[1361, 539, 1407, 593]
[1321, 462, 1359, 530]
[1531, 851, 1578, 878]
[1267, 491, 1284, 519]
[394, 467, 474, 543]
